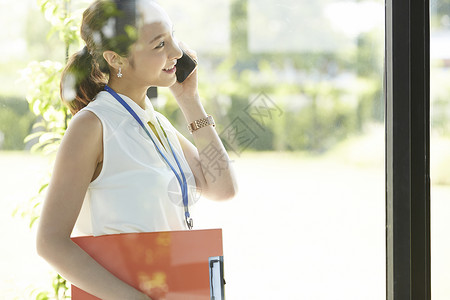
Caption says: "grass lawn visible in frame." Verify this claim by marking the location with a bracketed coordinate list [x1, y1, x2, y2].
[0, 145, 449, 299]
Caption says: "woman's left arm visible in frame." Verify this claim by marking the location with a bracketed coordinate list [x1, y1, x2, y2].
[174, 101, 238, 201]
[170, 46, 237, 201]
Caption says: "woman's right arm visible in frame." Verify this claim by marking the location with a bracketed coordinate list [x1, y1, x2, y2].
[36, 111, 150, 300]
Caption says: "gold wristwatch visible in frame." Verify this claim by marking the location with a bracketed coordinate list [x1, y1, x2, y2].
[187, 115, 215, 133]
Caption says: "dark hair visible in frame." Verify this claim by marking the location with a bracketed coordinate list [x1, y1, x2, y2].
[60, 0, 138, 115]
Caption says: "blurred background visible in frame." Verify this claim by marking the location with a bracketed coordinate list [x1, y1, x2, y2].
[0, 0, 448, 299]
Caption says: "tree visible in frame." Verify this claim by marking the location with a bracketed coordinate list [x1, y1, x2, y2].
[15, 0, 86, 298]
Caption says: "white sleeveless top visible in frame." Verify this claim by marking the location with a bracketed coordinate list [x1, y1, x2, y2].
[72, 91, 197, 236]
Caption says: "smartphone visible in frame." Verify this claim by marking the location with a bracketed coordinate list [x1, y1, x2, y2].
[176, 50, 197, 83]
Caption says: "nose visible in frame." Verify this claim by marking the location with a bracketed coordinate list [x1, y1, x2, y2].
[171, 40, 183, 60]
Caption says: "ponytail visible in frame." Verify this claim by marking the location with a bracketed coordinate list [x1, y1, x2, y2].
[60, 46, 107, 115]
[60, 0, 138, 115]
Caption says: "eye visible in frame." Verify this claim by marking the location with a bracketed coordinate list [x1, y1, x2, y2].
[155, 41, 165, 49]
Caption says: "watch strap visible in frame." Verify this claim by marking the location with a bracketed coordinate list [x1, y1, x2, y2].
[187, 115, 215, 133]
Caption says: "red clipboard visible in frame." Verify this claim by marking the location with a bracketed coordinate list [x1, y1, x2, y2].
[71, 229, 224, 300]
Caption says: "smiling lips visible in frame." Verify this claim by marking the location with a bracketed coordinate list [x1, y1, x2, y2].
[163, 65, 176, 74]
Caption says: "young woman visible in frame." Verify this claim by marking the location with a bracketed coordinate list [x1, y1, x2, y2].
[35, 0, 237, 299]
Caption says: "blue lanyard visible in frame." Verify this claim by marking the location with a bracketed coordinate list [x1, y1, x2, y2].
[104, 85, 193, 230]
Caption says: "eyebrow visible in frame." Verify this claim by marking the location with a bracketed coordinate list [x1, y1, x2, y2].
[149, 25, 174, 44]
[149, 33, 165, 44]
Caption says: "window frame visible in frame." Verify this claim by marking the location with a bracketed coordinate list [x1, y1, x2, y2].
[385, 0, 431, 299]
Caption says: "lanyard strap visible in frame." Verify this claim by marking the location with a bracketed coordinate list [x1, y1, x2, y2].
[104, 85, 193, 229]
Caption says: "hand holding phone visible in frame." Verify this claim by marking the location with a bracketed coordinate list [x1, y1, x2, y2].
[175, 49, 197, 83]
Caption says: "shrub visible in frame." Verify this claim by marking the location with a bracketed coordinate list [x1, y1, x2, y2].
[0, 96, 36, 150]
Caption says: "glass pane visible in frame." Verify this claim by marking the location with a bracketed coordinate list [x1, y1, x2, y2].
[164, 0, 386, 298]
[0, 0, 385, 298]
[430, 0, 450, 298]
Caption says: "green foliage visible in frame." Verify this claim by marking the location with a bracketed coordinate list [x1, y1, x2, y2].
[0, 97, 36, 150]
[38, 0, 82, 47]
[431, 0, 450, 29]
[356, 30, 384, 78]
[12, 180, 49, 228]
[192, 52, 383, 154]
[433, 97, 450, 135]
[14, 0, 85, 298]
[20, 60, 67, 154]
[181, 0, 384, 154]
[284, 85, 357, 152]
[25, 3, 66, 62]
[26, 274, 68, 300]
[430, 65, 450, 137]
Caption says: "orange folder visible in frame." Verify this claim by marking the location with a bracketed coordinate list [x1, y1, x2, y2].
[71, 229, 224, 300]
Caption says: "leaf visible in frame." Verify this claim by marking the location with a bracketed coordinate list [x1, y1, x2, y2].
[24, 131, 45, 143]
[35, 291, 49, 300]
[46, 26, 58, 40]
[20, 0, 76, 294]
[38, 183, 49, 194]
[40, 132, 63, 143]
[43, 143, 60, 156]
[29, 215, 40, 229]
[38, 0, 50, 14]
[32, 121, 46, 129]
[11, 207, 19, 217]
[30, 142, 44, 153]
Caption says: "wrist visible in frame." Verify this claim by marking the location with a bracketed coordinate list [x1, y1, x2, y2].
[178, 98, 209, 123]
[176, 93, 201, 105]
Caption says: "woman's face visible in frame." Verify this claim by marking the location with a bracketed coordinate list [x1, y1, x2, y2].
[125, 1, 183, 87]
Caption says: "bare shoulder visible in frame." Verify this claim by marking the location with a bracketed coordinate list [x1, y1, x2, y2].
[60, 110, 103, 162]
[68, 110, 102, 131]
[66, 110, 102, 138]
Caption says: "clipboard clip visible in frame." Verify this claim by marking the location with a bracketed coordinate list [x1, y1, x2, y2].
[186, 216, 194, 230]
[209, 256, 225, 300]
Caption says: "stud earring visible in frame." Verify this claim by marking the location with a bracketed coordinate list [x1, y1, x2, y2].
[117, 67, 123, 78]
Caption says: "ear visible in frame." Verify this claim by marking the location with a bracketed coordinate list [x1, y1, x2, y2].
[103, 51, 128, 70]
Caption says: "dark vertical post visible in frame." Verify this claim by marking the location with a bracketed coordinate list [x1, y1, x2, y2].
[385, 0, 430, 299]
